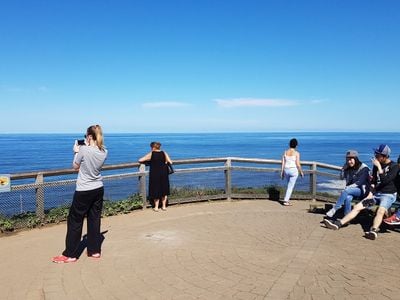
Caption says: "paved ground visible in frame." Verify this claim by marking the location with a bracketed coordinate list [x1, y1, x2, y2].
[1, 199, 400, 300]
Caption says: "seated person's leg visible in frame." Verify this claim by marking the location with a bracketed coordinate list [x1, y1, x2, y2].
[344, 194, 354, 216]
[340, 200, 368, 226]
[324, 200, 368, 230]
[327, 189, 351, 217]
[371, 193, 397, 231]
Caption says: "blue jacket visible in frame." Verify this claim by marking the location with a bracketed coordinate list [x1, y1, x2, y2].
[341, 162, 370, 198]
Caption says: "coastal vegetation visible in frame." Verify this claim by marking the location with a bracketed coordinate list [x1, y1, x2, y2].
[0, 186, 337, 234]
[0, 194, 143, 234]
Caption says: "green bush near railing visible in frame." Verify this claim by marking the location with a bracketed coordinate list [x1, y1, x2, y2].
[168, 186, 224, 199]
[0, 194, 143, 233]
[0, 215, 15, 232]
[102, 194, 143, 216]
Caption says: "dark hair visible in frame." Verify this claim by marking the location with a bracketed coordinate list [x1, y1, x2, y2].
[289, 138, 298, 148]
[353, 157, 362, 170]
[150, 141, 161, 150]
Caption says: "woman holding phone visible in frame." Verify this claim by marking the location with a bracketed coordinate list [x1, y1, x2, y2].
[52, 124, 107, 263]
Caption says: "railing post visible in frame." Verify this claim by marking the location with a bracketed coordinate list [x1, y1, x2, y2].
[309, 163, 317, 200]
[35, 173, 45, 219]
[138, 164, 147, 209]
[225, 158, 232, 201]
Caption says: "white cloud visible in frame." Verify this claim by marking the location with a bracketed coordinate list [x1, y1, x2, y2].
[214, 98, 299, 108]
[142, 101, 191, 108]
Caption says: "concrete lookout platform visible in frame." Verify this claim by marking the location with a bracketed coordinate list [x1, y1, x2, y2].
[1, 200, 400, 300]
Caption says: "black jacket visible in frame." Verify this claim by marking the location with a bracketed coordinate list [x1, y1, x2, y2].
[372, 161, 399, 194]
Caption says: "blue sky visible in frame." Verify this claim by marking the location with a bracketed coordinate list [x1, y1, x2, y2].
[1, 0, 399, 133]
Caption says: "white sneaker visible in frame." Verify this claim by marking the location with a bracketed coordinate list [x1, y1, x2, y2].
[326, 208, 336, 218]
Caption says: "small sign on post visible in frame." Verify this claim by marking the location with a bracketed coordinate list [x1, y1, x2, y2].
[0, 174, 11, 193]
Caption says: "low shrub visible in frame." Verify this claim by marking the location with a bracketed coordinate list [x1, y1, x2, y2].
[0, 215, 15, 232]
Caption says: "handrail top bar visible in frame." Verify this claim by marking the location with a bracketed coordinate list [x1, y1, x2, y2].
[10, 157, 341, 179]
[11, 162, 141, 180]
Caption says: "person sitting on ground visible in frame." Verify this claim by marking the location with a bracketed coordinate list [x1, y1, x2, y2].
[383, 154, 400, 225]
[324, 144, 399, 240]
[325, 150, 370, 218]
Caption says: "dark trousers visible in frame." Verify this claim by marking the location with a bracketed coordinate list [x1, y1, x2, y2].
[63, 187, 104, 258]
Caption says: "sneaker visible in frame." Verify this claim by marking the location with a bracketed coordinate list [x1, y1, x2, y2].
[87, 252, 101, 258]
[365, 229, 378, 240]
[323, 219, 340, 230]
[384, 214, 400, 225]
[52, 255, 77, 264]
[326, 208, 336, 218]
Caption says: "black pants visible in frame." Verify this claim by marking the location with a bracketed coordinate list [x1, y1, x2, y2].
[63, 187, 104, 258]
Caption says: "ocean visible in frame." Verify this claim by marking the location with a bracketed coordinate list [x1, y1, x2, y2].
[1, 132, 399, 174]
[1, 132, 399, 216]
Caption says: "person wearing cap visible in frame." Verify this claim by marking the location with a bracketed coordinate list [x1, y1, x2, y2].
[325, 150, 370, 218]
[324, 144, 399, 240]
[383, 154, 400, 225]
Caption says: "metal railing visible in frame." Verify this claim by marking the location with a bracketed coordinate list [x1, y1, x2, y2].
[1, 157, 342, 220]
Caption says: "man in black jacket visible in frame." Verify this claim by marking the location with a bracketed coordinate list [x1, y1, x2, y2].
[324, 144, 399, 240]
[383, 154, 400, 225]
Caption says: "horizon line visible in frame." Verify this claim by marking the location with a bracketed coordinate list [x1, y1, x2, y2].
[0, 130, 398, 135]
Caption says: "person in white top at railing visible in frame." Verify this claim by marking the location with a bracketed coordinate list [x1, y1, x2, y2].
[280, 138, 304, 206]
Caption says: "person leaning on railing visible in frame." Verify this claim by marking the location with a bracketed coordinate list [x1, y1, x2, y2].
[324, 144, 399, 240]
[52, 124, 108, 263]
[139, 141, 173, 212]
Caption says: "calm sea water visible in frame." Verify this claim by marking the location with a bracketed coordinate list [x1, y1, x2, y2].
[0, 132, 399, 174]
[0, 132, 399, 215]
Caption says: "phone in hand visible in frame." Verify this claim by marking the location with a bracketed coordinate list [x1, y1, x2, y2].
[77, 139, 86, 146]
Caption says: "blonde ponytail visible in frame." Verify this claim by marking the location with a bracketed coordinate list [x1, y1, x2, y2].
[87, 124, 105, 151]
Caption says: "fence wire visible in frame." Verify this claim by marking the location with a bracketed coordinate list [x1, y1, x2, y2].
[0, 158, 343, 229]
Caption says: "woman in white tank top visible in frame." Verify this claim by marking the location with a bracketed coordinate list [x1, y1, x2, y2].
[280, 138, 304, 206]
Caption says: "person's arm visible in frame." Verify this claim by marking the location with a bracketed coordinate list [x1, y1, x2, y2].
[349, 167, 370, 188]
[138, 152, 152, 163]
[376, 163, 399, 189]
[72, 141, 82, 170]
[296, 151, 304, 177]
[280, 152, 285, 179]
[340, 163, 348, 180]
[164, 151, 173, 164]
